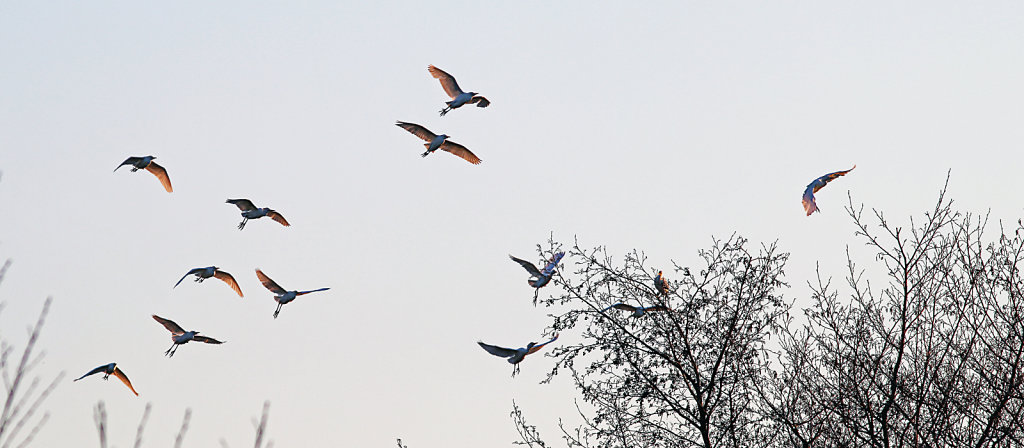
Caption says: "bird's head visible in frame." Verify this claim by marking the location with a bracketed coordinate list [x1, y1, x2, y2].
[439, 134, 449, 139]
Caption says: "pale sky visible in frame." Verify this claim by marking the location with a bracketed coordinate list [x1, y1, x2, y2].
[1, 1, 1023, 446]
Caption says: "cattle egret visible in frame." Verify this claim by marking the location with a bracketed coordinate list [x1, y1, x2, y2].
[802, 165, 856, 216]
[509, 252, 565, 303]
[173, 266, 243, 297]
[226, 199, 290, 230]
[428, 65, 490, 116]
[152, 315, 224, 357]
[395, 121, 481, 165]
[74, 363, 138, 396]
[114, 156, 172, 192]
[478, 334, 558, 376]
[255, 269, 330, 319]
[654, 271, 670, 296]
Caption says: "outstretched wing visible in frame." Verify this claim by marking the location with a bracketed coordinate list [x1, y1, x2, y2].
[152, 315, 185, 335]
[644, 305, 672, 312]
[267, 210, 290, 227]
[468, 96, 490, 108]
[427, 65, 464, 99]
[395, 121, 437, 142]
[539, 252, 565, 277]
[213, 270, 244, 297]
[439, 140, 482, 165]
[255, 269, 287, 294]
[114, 157, 143, 172]
[145, 162, 173, 193]
[527, 333, 559, 354]
[803, 165, 855, 216]
[605, 303, 637, 312]
[174, 268, 204, 288]
[509, 255, 542, 277]
[477, 341, 518, 358]
[226, 199, 257, 211]
[111, 367, 139, 396]
[74, 364, 111, 381]
[193, 335, 224, 344]
[296, 287, 330, 296]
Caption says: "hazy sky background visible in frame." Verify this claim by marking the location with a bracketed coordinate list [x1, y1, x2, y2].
[1, 1, 1023, 446]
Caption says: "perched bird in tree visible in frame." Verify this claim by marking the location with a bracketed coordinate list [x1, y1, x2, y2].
[802, 165, 856, 216]
[173, 266, 243, 298]
[74, 363, 138, 396]
[114, 156, 172, 192]
[226, 199, 290, 230]
[602, 303, 672, 317]
[255, 269, 330, 319]
[509, 252, 565, 303]
[395, 121, 481, 165]
[478, 334, 558, 376]
[152, 315, 224, 357]
[428, 65, 490, 116]
[654, 271, 670, 295]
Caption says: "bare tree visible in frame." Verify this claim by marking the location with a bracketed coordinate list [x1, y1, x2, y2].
[521, 234, 790, 448]
[0, 296, 63, 448]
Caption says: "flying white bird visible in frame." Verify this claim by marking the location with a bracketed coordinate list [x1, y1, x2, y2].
[601, 303, 672, 317]
[74, 363, 138, 396]
[152, 315, 224, 357]
[802, 165, 856, 216]
[255, 269, 330, 319]
[395, 121, 482, 165]
[509, 252, 565, 304]
[428, 65, 490, 116]
[226, 199, 290, 230]
[114, 156, 172, 192]
[478, 334, 558, 376]
[173, 266, 243, 297]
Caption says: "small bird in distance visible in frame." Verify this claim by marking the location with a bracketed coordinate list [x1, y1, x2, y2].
[395, 121, 481, 165]
[509, 252, 565, 304]
[802, 165, 856, 216]
[74, 363, 138, 396]
[255, 269, 330, 319]
[152, 315, 224, 357]
[601, 303, 672, 318]
[174, 266, 243, 297]
[654, 271, 670, 296]
[428, 65, 490, 116]
[478, 334, 559, 376]
[226, 199, 290, 230]
[114, 156, 172, 192]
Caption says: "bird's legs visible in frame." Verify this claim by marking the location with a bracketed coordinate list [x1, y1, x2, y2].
[194, 277, 205, 283]
[532, 288, 540, 306]
[511, 364, 521, 377]
[439, 106, 451, 117]
[165, 343, 178, 357]
[237, 218, 248, 230]
[273, 303, 283, 319]
[130, 167, 140, 172]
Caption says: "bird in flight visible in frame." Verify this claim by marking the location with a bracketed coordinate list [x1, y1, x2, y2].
[74, 363, 138, 396]
[428, 65, 490, 116]
[152, 315, 224, 357]
[478, 334, 558, 376]
[395, 121, 481, 165]
[654, 271, 670, 296]
[255, 269, 330, 319]
[114, 156, 172, 193]
[226, 199, 290, 230]
[802, 165, 856, 216]
[509, 252, 565, 304]
[174, 266, 243, 298]
[602, 303, 672, 318]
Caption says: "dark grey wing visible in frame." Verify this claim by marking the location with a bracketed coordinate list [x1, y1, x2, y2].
[74, 364, 110, 381]
[111, 367, 139, 396]
[145, 162, 173, 192]
[509, 255, 542, 277]
[395, 121, 437, 142]
[226, 199, 257, 211]
[152, 315, 185, 335]
[439, 140, 482, 165]
[644, 305, 672, 312]
[427, 65, 464, 99]
[478, 341, 518, 358]
[212, 270, 244, 297]
[114, 157, 142, 172]
[469, 96, 490, 108]
[610, 303, 638, 312]
[174, 268, 203, 288]
[295, 287, 330, 296]
[193, 336, 224, 344]
[255, 269, 288, 294]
